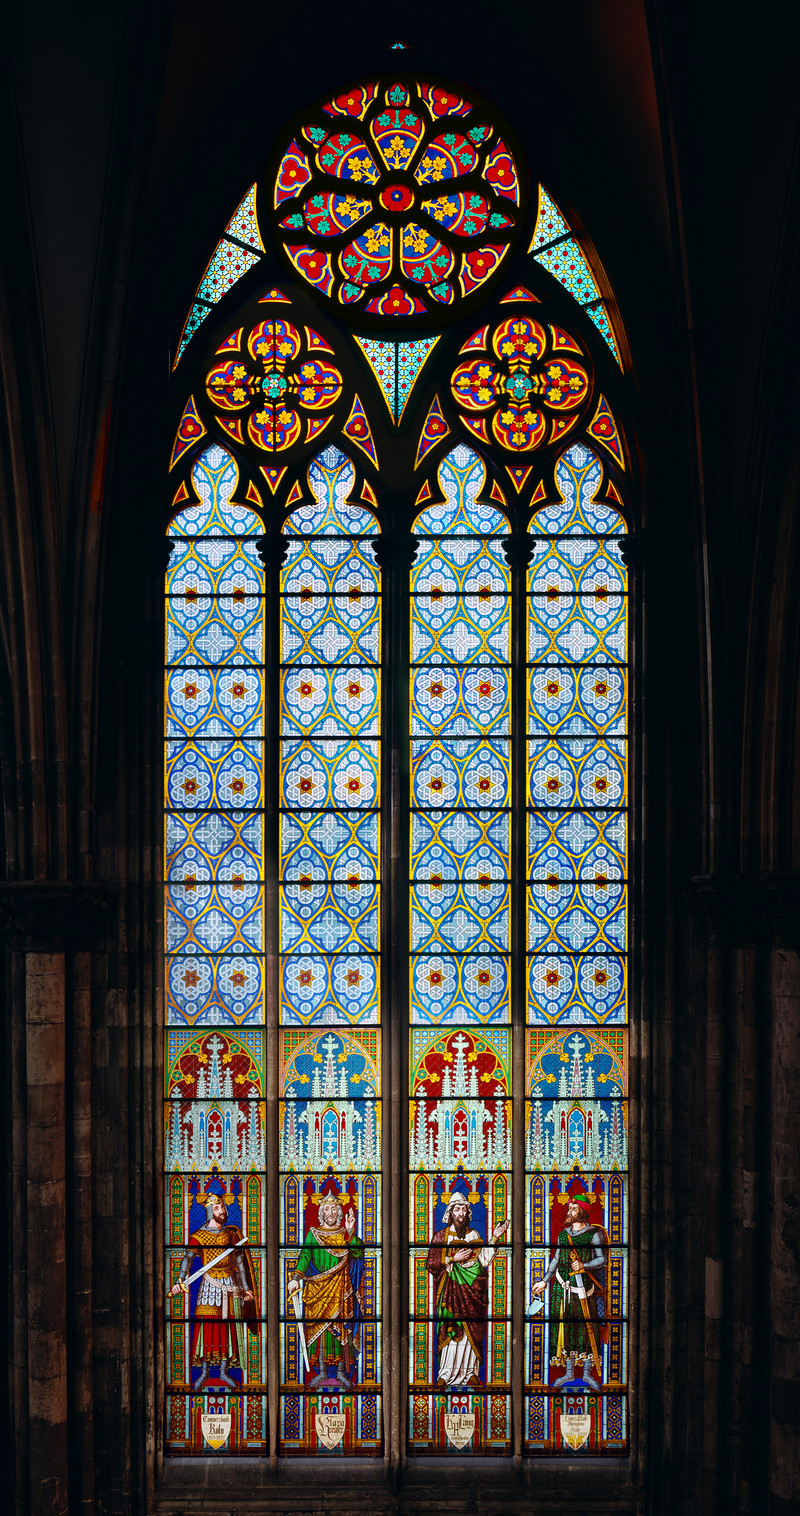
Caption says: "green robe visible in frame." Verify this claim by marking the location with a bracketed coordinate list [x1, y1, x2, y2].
[292, 1225, 365, 1371]
[549, 1223, 608, 1369]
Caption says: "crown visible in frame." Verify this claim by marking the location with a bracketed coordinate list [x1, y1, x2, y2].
[303, 1188, 358, 1208]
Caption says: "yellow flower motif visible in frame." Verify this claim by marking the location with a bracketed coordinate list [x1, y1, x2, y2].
[477, 364, 493, 378]
[232, 386, 246, 402]
[386, 133, 411, 167]
[477, 386, 493, 403]
[430, 197, 456, 220]
[364, 226, 389, 253]
[277, 408, 293, 425]
[300, 387, 318, 404]
[404, 227, 430, 255]
[233, 364, 247, 379]
[418, 154, 445, 182]
[278, 340, 293, 356]
[254, 410, 269, 425]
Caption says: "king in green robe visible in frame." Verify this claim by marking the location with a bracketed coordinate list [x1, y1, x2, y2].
[287, 1196, 365, 1389]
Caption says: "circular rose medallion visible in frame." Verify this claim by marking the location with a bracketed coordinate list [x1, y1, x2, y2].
[270, 76, 524, 322]
[451, 310, 592, 452]
[204, 316, 343, 453]
[380, 182, 415, 213]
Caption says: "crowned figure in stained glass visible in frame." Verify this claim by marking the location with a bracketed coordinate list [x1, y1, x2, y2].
[170, 1190, 258, 1391]
[287, 1194, 366, 1388]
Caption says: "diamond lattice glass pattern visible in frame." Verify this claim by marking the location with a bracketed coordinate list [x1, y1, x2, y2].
[525, 443, 628, 1455]
[173, 186, 265, 369]
[528, 185, 622, 369]
[279, 446, 382, 1455]
[164, 445, 268, 1453]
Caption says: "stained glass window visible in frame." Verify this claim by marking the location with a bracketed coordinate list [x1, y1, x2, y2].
[529, 187, 622, 367]
[524, 444, 628, 1453]
[164, 444, 268, 1453]
[354, 336, 439, 421]
[272, 78, 522, 320]
[164, 72, 635, 1471]
[408, 444, 513, 1453]
[278, 447, 382, 1454]
[174, 186, 265, 368]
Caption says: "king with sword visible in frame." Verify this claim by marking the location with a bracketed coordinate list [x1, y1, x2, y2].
[530, 1192, 609, 1390]
[170, 1190, 258, 1391]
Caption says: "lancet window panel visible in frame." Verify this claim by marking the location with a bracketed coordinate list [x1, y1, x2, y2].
[524, 444, 629, 1456]
[408, 444, 513, 1455]
[163, 445, 268, 1455]
[278, 446, 383, 1456]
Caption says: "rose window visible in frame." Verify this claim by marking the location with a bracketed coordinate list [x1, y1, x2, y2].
[450, 314, 591, 451]
[204, 318, 342, 452]
[271, 78, 523, 320]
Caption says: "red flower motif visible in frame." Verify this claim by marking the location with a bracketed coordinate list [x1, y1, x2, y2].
[272, 77, 520, 318]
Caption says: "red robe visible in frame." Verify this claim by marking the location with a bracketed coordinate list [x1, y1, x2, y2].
[187, 1223, 256, 1367]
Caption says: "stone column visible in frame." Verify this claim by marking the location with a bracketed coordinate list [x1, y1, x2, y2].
[763, 877, 800, 1514]
[2, 882, 111, 1516]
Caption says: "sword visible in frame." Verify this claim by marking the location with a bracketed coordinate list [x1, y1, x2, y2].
[169, 1234, 249, 1294]
[568, 1245, 602, 1378]
[290, 1287, 312, 1376]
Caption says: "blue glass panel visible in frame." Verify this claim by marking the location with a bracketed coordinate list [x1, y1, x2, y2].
[279, 449, 383, 1443]
[525, 446, 629, 1453]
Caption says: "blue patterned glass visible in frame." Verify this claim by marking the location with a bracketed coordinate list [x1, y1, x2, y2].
[164, 444, 268, 1453]
[278, 446, 383, 1454]
[524, 443, 629, 1455]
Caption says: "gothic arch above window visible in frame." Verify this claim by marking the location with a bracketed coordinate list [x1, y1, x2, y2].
[171, 76, 625, 371]
[163, 73, 632, 1465]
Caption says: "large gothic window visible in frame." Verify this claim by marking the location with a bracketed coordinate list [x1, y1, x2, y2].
[162, 71, 630, 1463]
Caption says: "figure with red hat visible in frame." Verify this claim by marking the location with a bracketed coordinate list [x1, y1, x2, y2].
[531, 1191, 608, 1390]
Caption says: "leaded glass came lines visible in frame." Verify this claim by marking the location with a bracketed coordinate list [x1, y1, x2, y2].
[354, 336, 440, 422]
[173, 185, 265, 368]
[524, 443, 629, 1455]
[408, 444, 513, 1454]
[528, 186, 622, 367]
[164, 444, 268, 1454]
[279, 446, 382, 1455]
